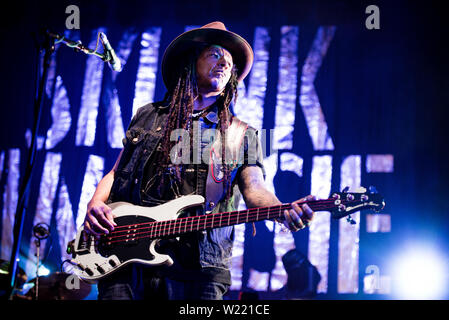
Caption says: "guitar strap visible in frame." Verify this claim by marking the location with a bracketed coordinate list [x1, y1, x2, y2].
[205, 116, 249, 212]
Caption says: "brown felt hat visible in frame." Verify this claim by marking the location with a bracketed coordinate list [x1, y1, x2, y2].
[161, 21, 254, 89]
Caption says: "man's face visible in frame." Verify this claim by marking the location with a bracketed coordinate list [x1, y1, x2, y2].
[196, 45, 234, 94]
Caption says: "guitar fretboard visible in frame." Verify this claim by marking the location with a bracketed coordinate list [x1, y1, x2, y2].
[101, 190, 384, 246]
[145, 199, 338, 239]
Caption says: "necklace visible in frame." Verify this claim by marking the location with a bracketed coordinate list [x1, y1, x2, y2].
[192, 108, 209, 118]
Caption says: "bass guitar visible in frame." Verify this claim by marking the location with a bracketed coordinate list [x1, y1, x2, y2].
[67, 186, 385, 281]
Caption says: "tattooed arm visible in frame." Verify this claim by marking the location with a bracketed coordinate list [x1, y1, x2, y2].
[238, 165, 316, 232]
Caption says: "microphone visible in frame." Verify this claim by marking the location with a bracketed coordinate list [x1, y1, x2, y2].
[99, 32, 122, 72]
[33, 223, 50, 240]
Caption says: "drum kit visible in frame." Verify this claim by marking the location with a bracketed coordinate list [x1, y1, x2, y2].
[1, 259, 93, 300]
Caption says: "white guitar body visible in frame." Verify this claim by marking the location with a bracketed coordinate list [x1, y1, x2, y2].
[70, 195, 205, 282]
[68, 187, 385, 282]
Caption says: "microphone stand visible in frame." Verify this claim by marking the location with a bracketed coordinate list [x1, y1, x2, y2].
[34, 237, 40, 300]
[5, 30, 110, 300]
[46, 31, 109, 62]
[33, 223, 50, 301]
[6, 32, 55, 300]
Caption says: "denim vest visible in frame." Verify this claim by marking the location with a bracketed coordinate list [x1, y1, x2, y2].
[108, 101, 264, 273]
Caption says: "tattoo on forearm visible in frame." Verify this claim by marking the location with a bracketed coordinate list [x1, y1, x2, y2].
[239, 166, 281, 208]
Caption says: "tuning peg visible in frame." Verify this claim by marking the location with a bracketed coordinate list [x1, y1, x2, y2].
[346, 193, 355, 201]
[374, 200, 386, 212]
[346, 215, 356, 225]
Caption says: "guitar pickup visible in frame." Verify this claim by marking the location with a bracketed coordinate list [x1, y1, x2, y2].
[123, 233, 139, 245]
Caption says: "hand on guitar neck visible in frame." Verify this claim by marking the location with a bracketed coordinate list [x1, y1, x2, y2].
[83, 194, 317, 239]
[276, 195, 317, 232]
[69, 188, 384, 281]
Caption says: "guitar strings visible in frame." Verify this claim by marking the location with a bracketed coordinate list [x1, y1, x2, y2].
[103, 200, 347, 240]
[101, 200, 353, 245]
[107, 198, 340, 232]
[104, 200, 335, 235]
[102, 204, 328, 245]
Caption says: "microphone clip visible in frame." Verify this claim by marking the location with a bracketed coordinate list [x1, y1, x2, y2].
[98, 32, 122, 72]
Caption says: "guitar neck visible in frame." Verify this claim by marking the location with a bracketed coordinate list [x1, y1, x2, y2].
[149, 199, 337, 239]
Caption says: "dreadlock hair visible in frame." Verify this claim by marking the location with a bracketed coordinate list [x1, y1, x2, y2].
[156, 44, 239, 204]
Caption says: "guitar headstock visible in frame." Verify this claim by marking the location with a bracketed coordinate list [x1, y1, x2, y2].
[329, 186, 385, 220]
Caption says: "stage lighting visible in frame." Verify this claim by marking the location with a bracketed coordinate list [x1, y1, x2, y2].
[390, 245, 448, 300]
[37, 265, 50, 277]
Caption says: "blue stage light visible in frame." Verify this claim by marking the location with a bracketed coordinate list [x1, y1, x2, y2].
[37, 265, 50, 277]
[390, 244, 448, 299]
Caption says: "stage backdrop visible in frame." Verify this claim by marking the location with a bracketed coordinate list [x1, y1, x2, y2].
[0, 1, 447, 299]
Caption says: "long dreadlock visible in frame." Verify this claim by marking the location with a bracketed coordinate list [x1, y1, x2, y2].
[155, 45, 239, 204]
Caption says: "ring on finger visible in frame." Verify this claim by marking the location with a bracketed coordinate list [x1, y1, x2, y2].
[289, 222, 300, 232]
[294, 219, 305, 229]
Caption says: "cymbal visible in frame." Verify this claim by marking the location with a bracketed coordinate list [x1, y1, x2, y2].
[26, 272, 92, 300]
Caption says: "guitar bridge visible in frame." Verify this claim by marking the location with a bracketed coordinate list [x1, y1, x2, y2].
[75, 231, 92, 255]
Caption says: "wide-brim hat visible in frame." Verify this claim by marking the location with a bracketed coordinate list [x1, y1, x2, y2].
[161, 21, 254, 89]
